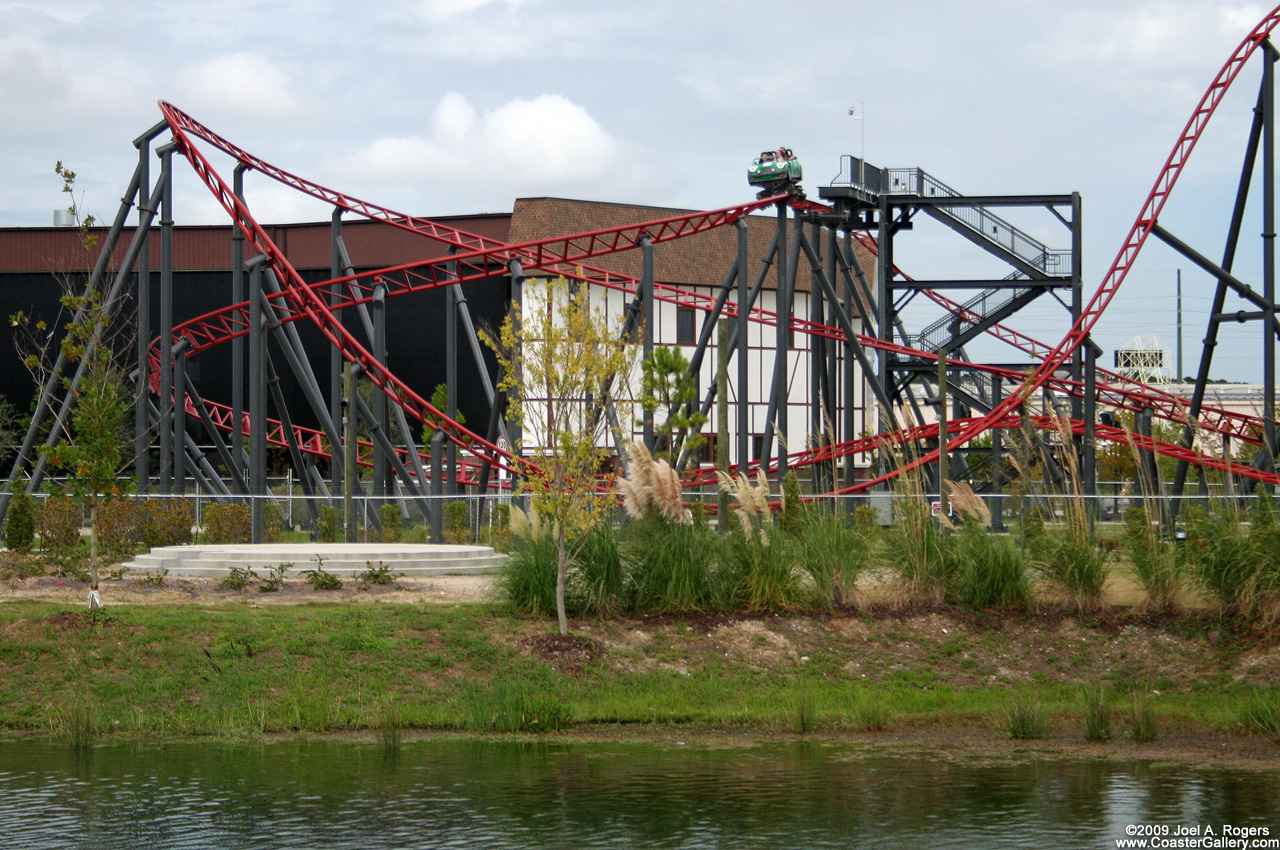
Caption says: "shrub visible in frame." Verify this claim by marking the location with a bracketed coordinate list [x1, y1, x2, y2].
[316, 505, 342, 543]
[443, 500, 471, 545]
[258, 564, 289, 593]
[1182, 502, 1277, 620]
[97, 499, 142, 559]
[203, 503, 251, 544]
[358, 561, 397, 587]
[378, 502, 402, 542]
[219, 566, 257, 590]
[485, 503, 513, 552]
[140, 499, 193, 548]
[37, 495, 82, 553]
[730, 532, 799, 613]
[4, 479, 36, 553]
[263, 502, 284, 543]
[302, 566, 343, 590]
[886, 495, 949, 605]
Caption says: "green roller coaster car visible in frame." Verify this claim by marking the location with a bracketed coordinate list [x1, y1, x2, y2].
[747, 147, 803, 199]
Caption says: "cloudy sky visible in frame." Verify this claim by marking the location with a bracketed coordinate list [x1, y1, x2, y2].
[2, 0, 1278, 382]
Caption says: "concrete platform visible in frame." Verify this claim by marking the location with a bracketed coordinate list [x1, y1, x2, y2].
[122, 542, 507, 578]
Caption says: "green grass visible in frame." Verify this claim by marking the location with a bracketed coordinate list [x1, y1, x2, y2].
[1004, 696, 1050, 740]
[0, 600, 1271, 743]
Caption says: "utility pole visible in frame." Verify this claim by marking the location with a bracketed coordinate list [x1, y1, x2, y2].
[1177, 269, 1183, 382]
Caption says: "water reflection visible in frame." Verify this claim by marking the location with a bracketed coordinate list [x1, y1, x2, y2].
[0, 739, 1275, 849]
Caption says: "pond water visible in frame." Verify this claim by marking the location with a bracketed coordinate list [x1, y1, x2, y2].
[0, 738, 1276, 849]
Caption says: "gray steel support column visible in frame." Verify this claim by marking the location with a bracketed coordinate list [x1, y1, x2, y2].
[351, 368, 432, 513]
[173, 346, 187, 495]
[372, 283, 388, 496]
[761, 204, 797, 480]
[134, 140, 152, 492]
[248, 259, 268, 543]
[640, 236, 655, 451]
[158, 145, 175, 494]
[430, 431, 447, 543]
[344, 363, 356, 542]
[231, 165, 247, 488]
[445, 269, 458, 495]
[506, 260, 525, 457]
[1083, 337, 1101, 512]
[259, 271, 347, 457]
[737, 220, 750, 474]
[451, 283, 507, 442]
[875, 195, 893, 482]
[1266, 42, 1277, 479]
[843, 231, 858, 493]
[330, 209, 345, 499]
[182, 371, 247, 494]
[264, 356, 318, 508]
[1172, 81, 1265, 507]
[990, 376, 1005, 531]
[810, 219, 825, 494]
[937, 348, 949, 515]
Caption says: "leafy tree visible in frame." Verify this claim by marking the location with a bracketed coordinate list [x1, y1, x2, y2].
[11, 164, 132, 590]
[639, 344, 707, 461]
[481, 277, 637, 635]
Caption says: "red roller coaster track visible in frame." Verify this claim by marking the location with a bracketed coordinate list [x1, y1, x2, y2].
[147, 5, 1280, 494]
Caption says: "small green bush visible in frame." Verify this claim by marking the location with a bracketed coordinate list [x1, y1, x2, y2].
[37, 495, 82, 554]
[218, 566, 257, 590]
[793, 510, 874, 611]
[1041, 535, 1108, 612]
[259, 564, 289, 593]
[358, 561, 397, 587]
[5, 479, 37, 552]
[140, 499, 193, 548]
[97, 499, 142, 559]
[316, 505, 342, 543]
[443, 500, 471, 545]
[204, 503, 251, 544]
[302, 566, 343, 590]
[378, 503, 402, 542]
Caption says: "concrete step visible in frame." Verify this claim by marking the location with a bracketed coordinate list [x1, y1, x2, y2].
[122, 543, 507, 578]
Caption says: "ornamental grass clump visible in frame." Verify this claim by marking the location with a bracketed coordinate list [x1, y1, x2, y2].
[1182, 492, 1280, 622]
[620, 441, 723, 613]
[945, 481, 1031, 610]
[791, 507, 875, 611]
[573, 523, 625, 616]
[884, 449, 949, 606]
[1081, 685, 1112, 742]
[496, 506, 559, 616]
[1122, 505, 1182, 611]
[718, 469, 800, 612]
[1035, 418, 1108, 611]
[1005, 696, 1050, 740]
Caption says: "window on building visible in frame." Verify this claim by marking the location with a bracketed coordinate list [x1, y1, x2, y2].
[676, 306, 697, 345]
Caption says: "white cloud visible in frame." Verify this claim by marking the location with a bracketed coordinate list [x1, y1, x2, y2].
[341, 92, 624, 200]
[420, 0, 524, 20]
[173, 53, 304, 123]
